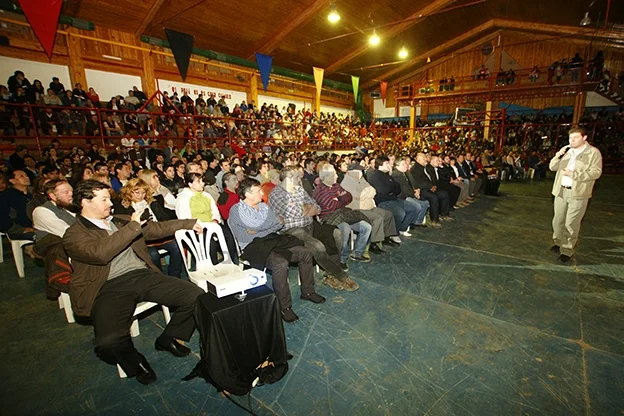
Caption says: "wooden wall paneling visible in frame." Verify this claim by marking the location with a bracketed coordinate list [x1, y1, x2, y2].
[141, 50, 156, 98]
[66, 29, 87, 89]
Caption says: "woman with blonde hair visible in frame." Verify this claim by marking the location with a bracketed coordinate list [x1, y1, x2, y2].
[114, 178, 184, 277]
[138, 168, 177, 215]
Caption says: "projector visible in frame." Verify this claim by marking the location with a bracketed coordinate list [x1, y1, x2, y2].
[189, 264, 267, 298]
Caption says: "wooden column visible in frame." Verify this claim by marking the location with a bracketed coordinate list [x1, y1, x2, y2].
[420, 102, 428, 121]
[573, 92, 586, 125]
[483, 100, 493, 140]
[66, 29, 87, 89]
[493, 34, 502, 73]
[247, 73, 259, 107]
[409, 106, 416, 140]
[141, 49, 157, 97]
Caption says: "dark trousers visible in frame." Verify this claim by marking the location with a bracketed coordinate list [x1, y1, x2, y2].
[148, 239, 184, 278]
[420, 189, 450, 220]
[265, 246, 315, 310]
[91, 269, 203, 376]
[439, 183, 461, 208]
[285, 225, 347, 279]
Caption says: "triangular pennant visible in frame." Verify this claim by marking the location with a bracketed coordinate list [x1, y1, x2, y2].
[18, 0, 62, 59]
[351, 76, 360, 104]
[255, 53, 273, 92]
[165, 28, 194, 82]
[313, 67, 324, 104]
[380, 81, 388, 104]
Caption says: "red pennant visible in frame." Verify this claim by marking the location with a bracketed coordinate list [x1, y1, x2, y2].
[380, 81, 388, 104]
[18, 0, 63, 59]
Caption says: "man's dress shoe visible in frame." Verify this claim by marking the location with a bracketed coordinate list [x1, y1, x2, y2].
[155, 338, 191, 357]
[135, 361, 157, 385]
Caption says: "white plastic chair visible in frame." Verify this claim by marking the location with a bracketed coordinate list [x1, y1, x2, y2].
[175, 223, 241, 292]
[0, 232, 33, 278]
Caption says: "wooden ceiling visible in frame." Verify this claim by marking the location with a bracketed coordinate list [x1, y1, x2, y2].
[55, 0, 624, 86]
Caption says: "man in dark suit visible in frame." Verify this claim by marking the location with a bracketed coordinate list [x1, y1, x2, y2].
[430, 156, 461, 209]
[129, 142, 147, 167]
[162, 138, 175, 163]
[410, 153, 452, 223]
[459, 154, 485, 197]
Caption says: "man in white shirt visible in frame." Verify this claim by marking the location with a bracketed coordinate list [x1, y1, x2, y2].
[32, 180, 76, 239]
[549, 126, 603, 262]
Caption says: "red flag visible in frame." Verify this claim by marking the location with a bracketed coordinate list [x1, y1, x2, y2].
[18, 0, 63, 60]
[380, 81, 388, 104]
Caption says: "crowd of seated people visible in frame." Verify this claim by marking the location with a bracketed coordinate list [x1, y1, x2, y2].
[1, 69, 371, 151]
[0, 137, 497, 315]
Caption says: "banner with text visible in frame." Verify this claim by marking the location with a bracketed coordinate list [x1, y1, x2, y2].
[157, 79, 246, 104]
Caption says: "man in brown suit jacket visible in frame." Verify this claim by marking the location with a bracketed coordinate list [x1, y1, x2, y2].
[63, 180, 203, 385]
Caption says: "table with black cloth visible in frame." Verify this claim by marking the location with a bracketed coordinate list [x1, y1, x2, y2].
[194, 286, 289, 395]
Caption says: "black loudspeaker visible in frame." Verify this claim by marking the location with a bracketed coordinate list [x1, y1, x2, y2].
[0, 36, 9, 47]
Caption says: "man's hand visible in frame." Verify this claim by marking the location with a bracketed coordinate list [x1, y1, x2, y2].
[131, 209, 147, 226]
[23, 227, 34, 233]
[302, 204, 319, 217]
[562, 168, 572, 177]
[555, 146, 569, 159]
[430, 186, 437, 192]
[246, 229, 257, 235]
[192, 221, 204, 234]
[414, 189, 421, 199]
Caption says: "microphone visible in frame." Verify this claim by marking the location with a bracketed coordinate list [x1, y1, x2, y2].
[558, 146, 570, 159]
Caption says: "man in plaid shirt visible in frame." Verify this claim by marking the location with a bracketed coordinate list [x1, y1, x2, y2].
[269, 166, 358, 291]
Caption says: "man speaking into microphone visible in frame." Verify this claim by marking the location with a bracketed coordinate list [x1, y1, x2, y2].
[549, 126, 602, 262]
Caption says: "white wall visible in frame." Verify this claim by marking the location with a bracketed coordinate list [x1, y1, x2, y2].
[586, 91, 618, 108]
[258, 94, 305, 113]
[0, 56, 70, 90]
[373, 99, 396, 118]
[158, 79, 247, 105]
[320, 104, 354, 118]
[86, 69, 142, 101]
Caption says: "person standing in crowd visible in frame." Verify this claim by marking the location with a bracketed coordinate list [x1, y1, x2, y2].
[549, 127, 602, 262]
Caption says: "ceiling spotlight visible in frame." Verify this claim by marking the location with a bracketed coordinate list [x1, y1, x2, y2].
[398, 47, 408, 59]
[580, 12, 592, 26]
[369, 30, 380, 46]
[328, 4, 340, 23]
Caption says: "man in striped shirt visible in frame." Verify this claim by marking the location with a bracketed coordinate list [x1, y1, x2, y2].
[269, 167, 358, 291]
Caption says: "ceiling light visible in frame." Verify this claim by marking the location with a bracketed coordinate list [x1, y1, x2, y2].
[328, 4, 340, 23]
[398, 47, 408, 59]
[369, 30, 380, 46]
[580, 12, 592, 27]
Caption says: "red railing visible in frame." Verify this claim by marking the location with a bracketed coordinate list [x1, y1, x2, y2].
[1, 101, 621, 157]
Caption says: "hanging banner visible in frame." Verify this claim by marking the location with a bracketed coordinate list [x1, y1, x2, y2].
[351, 76, 360, 104]
[313, 67, 324, 110]
[18, 0, 63, 59]
[165, 28, 194, 82]
[254, 53, 273, 92]
[380, 81, 388, 104]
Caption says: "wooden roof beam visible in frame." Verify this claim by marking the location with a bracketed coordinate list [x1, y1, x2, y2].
[493, 18, 624, 41]
[361, 19, 496, 89]
[134, 0, 167, 37]
[247, 0, 328, 60]
[324, 0, 457, 75]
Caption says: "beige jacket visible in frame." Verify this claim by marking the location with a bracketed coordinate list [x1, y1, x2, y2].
[340, 171, 377, 210]
[549, 144, 602, 199]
